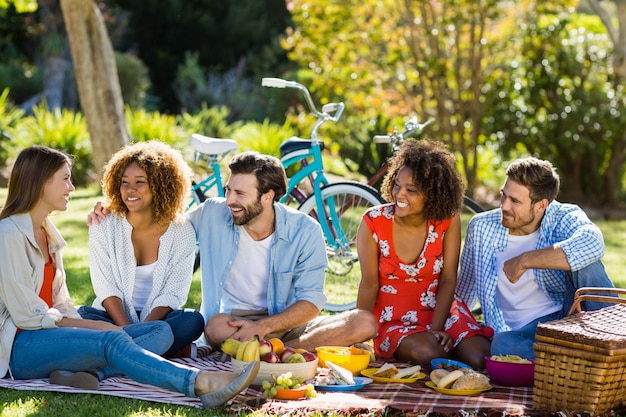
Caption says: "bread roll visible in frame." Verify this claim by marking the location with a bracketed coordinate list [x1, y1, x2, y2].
[451, 371, 490, 390]
[429, 369, 450, 386]
[436, 369, 464, 388]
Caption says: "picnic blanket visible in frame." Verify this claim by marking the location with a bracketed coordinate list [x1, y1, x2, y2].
[0, 356, 592, 416]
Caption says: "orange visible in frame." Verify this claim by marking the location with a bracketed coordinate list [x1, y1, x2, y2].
[269, 337, 284, 355]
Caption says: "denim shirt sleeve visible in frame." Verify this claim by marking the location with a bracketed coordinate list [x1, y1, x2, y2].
[267, 204, 327, 314]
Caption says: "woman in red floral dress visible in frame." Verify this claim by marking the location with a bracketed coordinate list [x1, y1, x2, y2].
[356, 139, 493, 369]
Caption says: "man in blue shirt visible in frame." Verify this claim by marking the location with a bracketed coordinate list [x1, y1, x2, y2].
[457, 157, 614, 359]
[186, 151, 377, 352]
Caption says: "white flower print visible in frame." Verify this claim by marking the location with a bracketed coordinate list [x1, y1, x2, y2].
[433, 257, 443, 274]
[421, 291, 436, 308]
[444, 315, 460, 330]
[372, 231, 379, 244]
[400, 263, 418, 277]
[379, 239, 390, 257]
[386, 272, 400, 280]
[383, 205, 394, 219]
[380, 306, 393, 323]
[380, 337, 391, 353]
[426, 226, 438, 244]
[401, 310, 418, 324]
[456, 303, 471, 318]
[381, 285, 398, 294]
[454, 331, 469, 347]
[369, 207, 383, 218]
[388, 324, 405, 333]
[467, 322, 481, 331]
[399, 325, 417, 334]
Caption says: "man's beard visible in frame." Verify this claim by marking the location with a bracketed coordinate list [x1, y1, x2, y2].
[231, 197, 264, 226]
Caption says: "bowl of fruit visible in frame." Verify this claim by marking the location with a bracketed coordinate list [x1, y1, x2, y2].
[223, 337, 318, 385]
[261, 372, 317, 400]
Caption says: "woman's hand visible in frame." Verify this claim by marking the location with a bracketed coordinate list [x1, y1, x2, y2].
[430, 329, 453, 353]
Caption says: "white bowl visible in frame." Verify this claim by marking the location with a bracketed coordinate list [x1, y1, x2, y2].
[231, 358, 318, 385]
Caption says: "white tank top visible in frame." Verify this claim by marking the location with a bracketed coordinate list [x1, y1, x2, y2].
[132, 261, 157, 311]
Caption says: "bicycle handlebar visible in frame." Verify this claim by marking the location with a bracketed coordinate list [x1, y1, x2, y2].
[262, 77, 344, 142]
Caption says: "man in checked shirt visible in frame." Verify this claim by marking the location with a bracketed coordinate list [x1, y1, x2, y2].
[457, 157, 615, 359]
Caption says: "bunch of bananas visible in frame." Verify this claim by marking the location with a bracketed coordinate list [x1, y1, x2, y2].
[221, 337, 260, 362]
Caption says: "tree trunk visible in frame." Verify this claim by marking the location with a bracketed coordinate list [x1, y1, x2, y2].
[59, 0, 129, 178]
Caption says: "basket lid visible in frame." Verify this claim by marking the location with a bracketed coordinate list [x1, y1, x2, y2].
[535, 304, 626, 354]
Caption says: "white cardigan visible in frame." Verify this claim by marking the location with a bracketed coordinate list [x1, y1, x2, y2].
[88, 213, 196, 323]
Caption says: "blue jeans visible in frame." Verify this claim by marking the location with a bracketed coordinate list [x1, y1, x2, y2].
[78, 306, 205, 357]
[9, 321, 199, 397]
[491, 260, 615, 359]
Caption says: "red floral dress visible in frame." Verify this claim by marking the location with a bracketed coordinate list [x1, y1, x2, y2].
[363, 204, 494, 359]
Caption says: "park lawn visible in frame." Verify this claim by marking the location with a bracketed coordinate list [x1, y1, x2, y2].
[0, 186, 625, 416]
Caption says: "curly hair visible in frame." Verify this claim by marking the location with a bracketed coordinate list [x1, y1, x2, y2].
[380, 139, 465, 221]
[101, 140, 192, 224]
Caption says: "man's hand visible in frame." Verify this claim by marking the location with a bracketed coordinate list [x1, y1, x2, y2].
[503, 254, 526, 284]
[227, 318, 270, 342]
[87, 201, 109, 226]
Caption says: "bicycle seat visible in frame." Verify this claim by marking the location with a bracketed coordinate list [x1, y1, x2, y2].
[189, 133, 238, 155]
[279, 137, 325, 157]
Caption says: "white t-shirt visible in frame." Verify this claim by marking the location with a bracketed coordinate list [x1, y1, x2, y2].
[221, 226, 273, 313]
[496, 231, 561, 330]
[132, 261, 157, 311]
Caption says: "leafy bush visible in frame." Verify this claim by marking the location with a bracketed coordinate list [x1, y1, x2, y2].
[0, 88, 24, 167]
[125, 107, 186, 148]
[12, 102, 94, 186]
[115, 52, 151, 109]
[178, 104, 243, 140]
[231, 118, 295, 156]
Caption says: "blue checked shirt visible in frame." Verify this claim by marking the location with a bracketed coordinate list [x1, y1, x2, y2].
[457, 201, 605, 334]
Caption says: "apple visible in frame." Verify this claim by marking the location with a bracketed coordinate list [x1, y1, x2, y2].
[280, 347, 297, 363]
[287, 353, 306, 363]
[261, 351, 281, 363]
[259, 339, 273, 356]
[301, 350, 317, 362]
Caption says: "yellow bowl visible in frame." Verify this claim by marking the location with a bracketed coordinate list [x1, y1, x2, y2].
[315, 346, 371, 375]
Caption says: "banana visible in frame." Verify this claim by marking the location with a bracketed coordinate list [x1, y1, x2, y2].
[235, 340, 248, 361]
[242, 338, 260, 362]
[221, 338, 242, 357]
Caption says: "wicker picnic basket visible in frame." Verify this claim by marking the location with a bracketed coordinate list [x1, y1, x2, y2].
[532, 287, 626, 414]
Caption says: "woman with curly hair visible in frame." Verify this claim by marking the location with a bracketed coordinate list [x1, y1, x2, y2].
[79, 141, 204, 358]
[356, 139, 493, 369]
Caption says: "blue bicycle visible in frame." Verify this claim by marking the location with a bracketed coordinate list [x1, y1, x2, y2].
[188, 78, 384, 311]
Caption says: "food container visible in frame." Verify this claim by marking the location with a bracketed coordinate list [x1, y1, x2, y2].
[316, 346, 371, 375]
[484, 356, 535, 387]
[533, 288, 626, 415]
[231, 358, 318, 386]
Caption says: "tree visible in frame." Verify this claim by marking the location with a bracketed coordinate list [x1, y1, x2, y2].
[59, 0, 129, 176]
[282, 0, 505, 195]
[486, 2, 626, 210]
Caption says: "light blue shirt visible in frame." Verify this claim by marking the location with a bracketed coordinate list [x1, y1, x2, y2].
[457, 201, 605, 334]
[186, 198, 328, 322]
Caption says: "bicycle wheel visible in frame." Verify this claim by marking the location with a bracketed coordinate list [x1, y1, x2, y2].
[298, 182, 385, 312]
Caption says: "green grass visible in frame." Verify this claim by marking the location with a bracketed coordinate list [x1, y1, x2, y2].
[0, 187, 625, 416]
